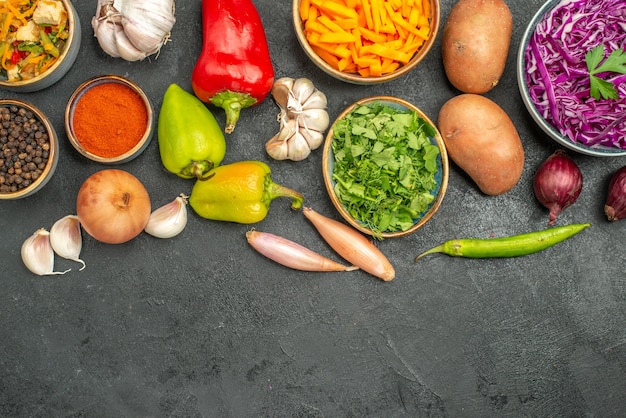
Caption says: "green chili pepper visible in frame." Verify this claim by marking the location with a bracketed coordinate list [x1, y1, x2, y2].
[189, 160, 304, 224]
[415, 223, 590, 262]
[158, 84, 227, 180]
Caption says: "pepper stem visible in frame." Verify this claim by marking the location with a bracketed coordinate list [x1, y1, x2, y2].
[210, 90, 258, 134]
[180, 160, 215, 180]
[265, 179, 304, 211]
[414, 245, 445, 262]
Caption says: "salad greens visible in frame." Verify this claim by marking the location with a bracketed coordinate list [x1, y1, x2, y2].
[585, 45, 626, 100]
[331, 102, 440, 237]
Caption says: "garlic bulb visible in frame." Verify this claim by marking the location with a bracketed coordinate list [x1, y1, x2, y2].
[144, 194, 188, 238]
[50, 215, 86, 271]
[92, 0, 176, 61]
[21, 228, 70, 276]
[266, 77, 330, 161]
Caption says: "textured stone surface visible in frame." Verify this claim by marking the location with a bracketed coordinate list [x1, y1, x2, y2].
[1, 0, 625, 416]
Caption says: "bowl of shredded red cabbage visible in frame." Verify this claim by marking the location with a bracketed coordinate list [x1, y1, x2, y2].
[518, 0, 626, 156]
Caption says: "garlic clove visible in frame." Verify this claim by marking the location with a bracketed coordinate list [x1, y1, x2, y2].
[271, 77, 295, 110]
[291, 78, 316, 104]
[278, 118, 298, 140]
[21, 229, 70, 276]
[301, 90, 328, 111]
[113, 26, 148, 61]
[119, 0, 175, 55]
[50, 215, 86, 271]
[92, 17, 122, 58]
[145, 194, 188, 239]
[266, 134, 291, 160]
[299, 127, 324, 150]
[296, 108, 330, 133]
[287, 131, 312, 161]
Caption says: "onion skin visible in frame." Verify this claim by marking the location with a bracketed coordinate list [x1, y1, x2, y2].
[302, 207, 395, 281]
[605, 165, 626, 222]
[246, 230, 358, 272]
[76, 169, 151, 244]
[533, 150, 583, 225]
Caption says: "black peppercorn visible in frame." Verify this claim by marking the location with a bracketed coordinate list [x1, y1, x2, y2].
[0, 105, 50, 194]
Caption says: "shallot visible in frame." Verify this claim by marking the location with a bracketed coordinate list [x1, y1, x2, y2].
[605, 165, 626, 222]
[302, 207, 395, 281]
[246, 230, 358, 272]
[533, 150, 583, 225]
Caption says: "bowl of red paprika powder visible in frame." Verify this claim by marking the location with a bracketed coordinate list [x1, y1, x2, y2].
[64, 75, 154, 164]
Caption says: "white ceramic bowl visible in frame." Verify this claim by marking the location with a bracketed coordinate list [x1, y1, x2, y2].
[0, 0, 81, 93]
[517, 0, 626, 157]
[0, 99, 59, 200]
[64, 75, 154, 165]
[293, 0, 440, 85]
[322, 96, 448, 239]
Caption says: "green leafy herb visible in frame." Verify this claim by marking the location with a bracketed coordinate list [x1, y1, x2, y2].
[585, 44, 626, 100]
[331, 103, 441, 237]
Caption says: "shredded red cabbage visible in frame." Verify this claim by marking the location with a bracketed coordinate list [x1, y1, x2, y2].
[525, 0, 626, 149]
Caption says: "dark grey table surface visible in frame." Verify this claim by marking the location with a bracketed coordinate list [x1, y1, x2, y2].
[2, 0, 625, 416]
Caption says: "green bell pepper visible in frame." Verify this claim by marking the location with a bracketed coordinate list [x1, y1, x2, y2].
[158, 84, 227, 180]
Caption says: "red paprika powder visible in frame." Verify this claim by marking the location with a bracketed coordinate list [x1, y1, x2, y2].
[72, 82, 148, 158]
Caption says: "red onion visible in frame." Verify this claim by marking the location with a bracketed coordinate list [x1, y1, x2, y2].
[605, 166, 626, 222]
[533, 150, 583, 225]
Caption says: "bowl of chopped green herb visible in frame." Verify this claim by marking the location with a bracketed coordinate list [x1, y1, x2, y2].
[322, 96, 449, 239]
[517, 0, 626, 156]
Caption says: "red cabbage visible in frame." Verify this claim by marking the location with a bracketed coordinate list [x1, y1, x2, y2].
[524, 0, 626, 149]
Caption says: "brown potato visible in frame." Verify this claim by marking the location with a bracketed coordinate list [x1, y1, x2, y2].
[441, 0, 512, 94]
[438, 94, 524, 196]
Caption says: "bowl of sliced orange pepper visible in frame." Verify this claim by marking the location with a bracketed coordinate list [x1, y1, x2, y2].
[0, 0, 81, 93]
[293, 0, 440, 84]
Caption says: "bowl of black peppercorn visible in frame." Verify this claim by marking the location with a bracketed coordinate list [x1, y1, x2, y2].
[0, 99, 59, 200]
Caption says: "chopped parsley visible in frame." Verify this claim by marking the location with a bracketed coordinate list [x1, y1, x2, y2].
[331, 102, 441, 238]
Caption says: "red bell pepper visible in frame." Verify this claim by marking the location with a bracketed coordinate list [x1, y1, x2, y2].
[191, 0, 275, 134]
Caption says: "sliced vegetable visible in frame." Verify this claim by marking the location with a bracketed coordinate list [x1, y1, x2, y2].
[1, 0, 70, 81]
[415, 223, 590, 261]
[524, 0, 626, 149]
[300, 0, 432, 76]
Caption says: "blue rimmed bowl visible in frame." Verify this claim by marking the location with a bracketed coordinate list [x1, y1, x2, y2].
[322, 96, 449, 239]
[517, 0, 626, 157]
